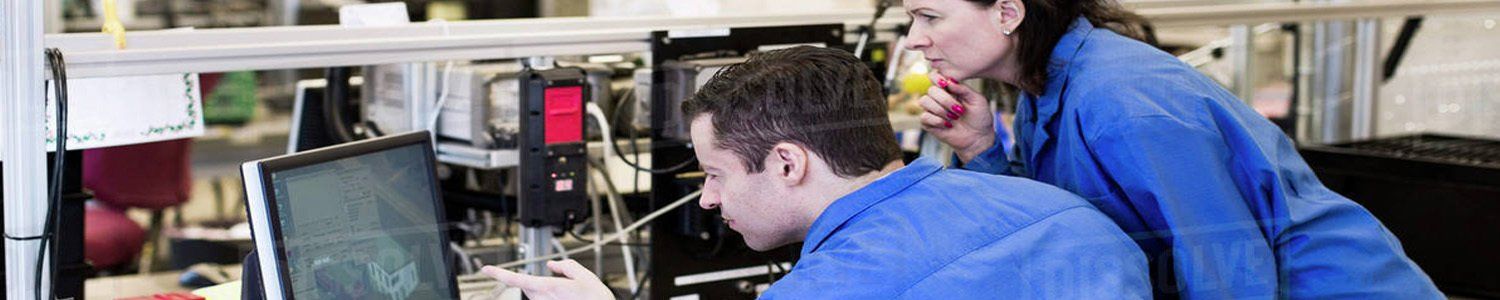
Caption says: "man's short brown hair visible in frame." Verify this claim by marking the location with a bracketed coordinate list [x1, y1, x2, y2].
[681, 46, 903, 178]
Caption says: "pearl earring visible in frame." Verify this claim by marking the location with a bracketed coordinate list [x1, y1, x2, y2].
[1003, 30, 1013, 36]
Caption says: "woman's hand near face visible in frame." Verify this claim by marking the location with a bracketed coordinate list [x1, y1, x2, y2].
[917, 71, 996, 163]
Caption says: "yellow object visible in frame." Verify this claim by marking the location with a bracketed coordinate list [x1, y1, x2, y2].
[427, 1, 468, 21]
[900, 73, 932, 95]
[102, 0, 127, 49]
[192, 280, 242, 300]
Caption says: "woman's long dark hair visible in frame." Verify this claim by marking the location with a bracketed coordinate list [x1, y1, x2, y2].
[966, 0, 1155, 94]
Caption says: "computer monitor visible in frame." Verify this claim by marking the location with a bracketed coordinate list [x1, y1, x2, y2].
[242, 131, 458, 299]
[288, 77, 363, 154]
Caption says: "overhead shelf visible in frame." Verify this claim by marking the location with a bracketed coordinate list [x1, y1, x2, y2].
[46, 10, 911, 78]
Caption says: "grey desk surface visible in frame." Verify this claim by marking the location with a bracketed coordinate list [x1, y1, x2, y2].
[84, 266, 516, 300]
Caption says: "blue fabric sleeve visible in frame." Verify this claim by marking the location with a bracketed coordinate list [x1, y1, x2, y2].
[1276, 191, 1445, 299]
[1087, 115, 1280, 299]
[959, 128, 1013, 175]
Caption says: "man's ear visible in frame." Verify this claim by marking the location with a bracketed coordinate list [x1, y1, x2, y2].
[767, 143, 809, 186]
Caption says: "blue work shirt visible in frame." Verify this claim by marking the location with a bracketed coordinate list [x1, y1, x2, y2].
[963, 17, 1442, 299]
[760, 157, 1150, 299]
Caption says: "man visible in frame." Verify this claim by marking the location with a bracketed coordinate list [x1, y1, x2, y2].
[482, 46, 1150, 298]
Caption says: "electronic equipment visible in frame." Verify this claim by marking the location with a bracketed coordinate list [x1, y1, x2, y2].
[657, 57, 747, 141]
[242, 132, 459, 299]
[361, 62, 613, 151]
[288, 77, 363, 153]
[515, 67, 592, 227]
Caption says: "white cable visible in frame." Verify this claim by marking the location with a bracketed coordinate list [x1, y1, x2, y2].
[584, 101, 640, 290]
[494, 190, 701, 269]
[451, 242, 476, 274]
[586, 102, 616, 169]
[551, 238, 570, 260]
[589, 181, 605, 275]
[602, 168, 640, 292]
[428, 18, 456, 144]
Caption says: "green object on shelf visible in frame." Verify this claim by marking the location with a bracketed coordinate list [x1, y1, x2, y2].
[203, 71, 257, 125]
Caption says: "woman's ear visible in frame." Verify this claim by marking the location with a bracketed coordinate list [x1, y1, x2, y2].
[995, 0, 1026, 35]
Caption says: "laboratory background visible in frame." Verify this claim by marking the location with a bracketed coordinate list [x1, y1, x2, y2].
[2, 0, 1499, 299]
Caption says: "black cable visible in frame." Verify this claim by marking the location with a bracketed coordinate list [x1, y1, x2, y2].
[630, 120, 641, 194]
[626, 268, 652, 300]
[7, 51, 67, 244]
[605, 87, 697, 175]
[611, 87, 646, 194]
[761, 253, 788, 284]
[691, 220, 728, 260]
[323, 67, 358, 143]
[765, 260, 776, 284]
[49, 48, 68, 300]
[584, 155, 663, 249]
[3, 232, 48, 241]
[19, 47, 69, 300]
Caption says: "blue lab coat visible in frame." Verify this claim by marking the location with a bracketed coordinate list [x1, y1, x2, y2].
[962, 17, 1442, 298]
[760, 157, 1151, 299]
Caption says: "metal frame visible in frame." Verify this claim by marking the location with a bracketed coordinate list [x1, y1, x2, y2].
[1351, 18, 1382, 141]
[45, 11, 910, 79]
[36, 0, 1500, 79]
[4, 0, 52, 299]
[1228, 24, 1255, 103]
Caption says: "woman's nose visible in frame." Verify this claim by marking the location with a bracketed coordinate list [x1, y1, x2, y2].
[904, 29, 930, 50]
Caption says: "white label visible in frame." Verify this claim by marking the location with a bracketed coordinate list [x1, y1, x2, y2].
[41, 73, 204, 151]
[339, 2, 411, 27]
[667, 28, 731, 39]
[555, 179, 574, 192]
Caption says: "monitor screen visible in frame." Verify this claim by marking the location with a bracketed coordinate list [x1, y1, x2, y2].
[245, 132, 458, 300]
[288, 78, 363, 154]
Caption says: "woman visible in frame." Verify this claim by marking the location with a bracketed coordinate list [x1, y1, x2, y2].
[904, 0, 1442, 298]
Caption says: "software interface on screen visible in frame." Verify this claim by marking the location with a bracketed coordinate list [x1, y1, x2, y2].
[269, 144, 454, 299]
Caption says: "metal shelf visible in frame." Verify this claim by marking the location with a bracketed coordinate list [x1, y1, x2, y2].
[46, 10, 911, 78]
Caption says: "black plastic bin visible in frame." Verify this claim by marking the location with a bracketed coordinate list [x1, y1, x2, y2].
[1300, 134, 1500, 298]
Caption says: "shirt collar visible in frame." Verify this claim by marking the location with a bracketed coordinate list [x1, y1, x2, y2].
[800, 157, 943, 255]
[1044, 17, 1096, 88]
[1019, 17, 1095, 160]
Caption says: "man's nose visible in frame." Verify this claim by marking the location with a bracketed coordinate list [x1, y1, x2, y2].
[699, 191, 720, 210]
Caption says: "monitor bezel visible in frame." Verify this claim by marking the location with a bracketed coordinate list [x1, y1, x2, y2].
[242, 131, 459, 299]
